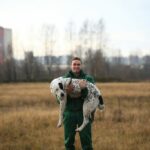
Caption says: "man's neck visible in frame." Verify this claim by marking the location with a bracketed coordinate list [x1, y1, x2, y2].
[73, 72, 80, 77]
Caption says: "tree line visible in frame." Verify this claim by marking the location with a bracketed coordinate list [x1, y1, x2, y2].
[0, 51, 150, 83]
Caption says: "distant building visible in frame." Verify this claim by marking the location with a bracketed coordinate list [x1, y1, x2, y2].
[35, 55, 70, 69]
[129, 55, 141, 67]
[0, 26, 13, 64]
[107, 56, 130, 66]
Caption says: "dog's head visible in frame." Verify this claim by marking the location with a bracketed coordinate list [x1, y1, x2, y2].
[50, 77, 72, 101]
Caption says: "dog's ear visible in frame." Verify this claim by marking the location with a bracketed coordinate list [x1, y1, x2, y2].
[59, 83, 63, 90]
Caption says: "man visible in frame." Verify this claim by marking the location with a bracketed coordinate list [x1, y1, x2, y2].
[63, 57, 95, 150]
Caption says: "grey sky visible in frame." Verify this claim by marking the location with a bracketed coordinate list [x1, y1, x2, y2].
[0, 0, 150, 57]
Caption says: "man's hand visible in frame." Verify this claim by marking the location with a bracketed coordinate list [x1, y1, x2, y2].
[79, 80, 87, 89]
[66, 84, 74, 94]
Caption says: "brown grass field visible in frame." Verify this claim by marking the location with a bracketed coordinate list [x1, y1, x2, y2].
[0, 82, 150, 150]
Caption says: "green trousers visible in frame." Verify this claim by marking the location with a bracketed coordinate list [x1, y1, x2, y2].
[63, 111, 93, 150]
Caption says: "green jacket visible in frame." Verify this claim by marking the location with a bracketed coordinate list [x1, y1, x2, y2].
[63, 70, 95, 112]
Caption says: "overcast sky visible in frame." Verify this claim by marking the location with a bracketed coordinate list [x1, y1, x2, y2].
[0, 0, 150, 58]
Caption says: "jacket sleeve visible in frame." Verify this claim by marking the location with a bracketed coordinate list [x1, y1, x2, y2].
[85, 75, 95, 84]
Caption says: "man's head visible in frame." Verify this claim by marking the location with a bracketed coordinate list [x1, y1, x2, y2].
[71, 57, 82, 74]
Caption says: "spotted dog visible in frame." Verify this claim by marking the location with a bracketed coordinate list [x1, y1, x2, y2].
[50, 77, 105, 132]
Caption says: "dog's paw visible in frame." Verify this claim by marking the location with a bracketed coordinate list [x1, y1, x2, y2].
[99, 104, 105, 111]
[57, 122, 62, 128]
[75, 128, 81, 132]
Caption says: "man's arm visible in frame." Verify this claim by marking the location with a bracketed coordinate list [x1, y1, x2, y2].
[85, 75, 95, 84]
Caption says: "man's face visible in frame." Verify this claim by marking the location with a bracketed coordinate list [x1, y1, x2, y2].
[71, 60, 81, 74]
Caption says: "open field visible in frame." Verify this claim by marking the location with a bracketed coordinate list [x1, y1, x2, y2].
[0, 82, 150, 150]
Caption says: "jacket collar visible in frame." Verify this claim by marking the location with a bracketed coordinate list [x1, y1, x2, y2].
[68, 70, 86, 78]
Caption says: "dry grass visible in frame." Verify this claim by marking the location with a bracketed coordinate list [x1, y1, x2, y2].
[0, 82, 150, 150]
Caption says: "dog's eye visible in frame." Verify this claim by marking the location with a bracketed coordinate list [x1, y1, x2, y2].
[56, 89, 59, 92]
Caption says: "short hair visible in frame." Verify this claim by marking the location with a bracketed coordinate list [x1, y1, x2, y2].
[72, 57, 82, 63]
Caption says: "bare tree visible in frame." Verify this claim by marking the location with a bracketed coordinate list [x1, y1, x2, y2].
[65, 21, 76, 56]
[95, 19, 107, 51]
[41, 24, 56, 76]
[23, 51, 34, 81]
[142, 55, 150, 79]
[84, 48, 94, 75]
[74, 45, 83, 59]
[79, 20, 90, 55]
[84, 48, 109, 80]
